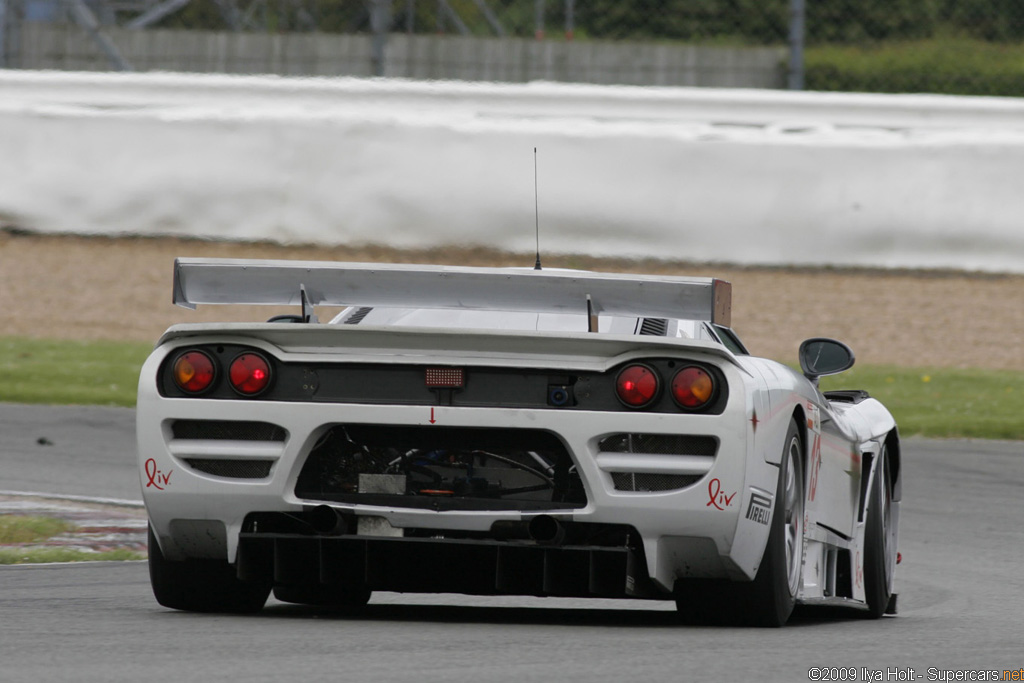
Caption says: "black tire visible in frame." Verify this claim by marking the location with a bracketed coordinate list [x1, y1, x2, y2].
[148, 525, 270, 613]
[746, 418, 805, 627]
[863, 446, 896, 618]
[676, 419, 804, 627]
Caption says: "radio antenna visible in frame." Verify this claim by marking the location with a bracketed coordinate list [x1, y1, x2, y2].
[533, 147, 542, 270]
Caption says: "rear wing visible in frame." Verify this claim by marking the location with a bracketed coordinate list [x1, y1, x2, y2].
[172, 258, 732, 327]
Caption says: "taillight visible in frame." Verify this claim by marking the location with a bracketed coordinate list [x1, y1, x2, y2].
[229, 353, 272, 396]
[615, 364, 660, 408]
[671, 366, 716, 410]
[172, 350, 216, 394]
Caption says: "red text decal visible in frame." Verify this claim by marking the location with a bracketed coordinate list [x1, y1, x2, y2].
[145, 458, 173, 490]
[706, 478, 736, 510]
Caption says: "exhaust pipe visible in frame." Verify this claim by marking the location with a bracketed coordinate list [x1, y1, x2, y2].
[528, 514, 566, 545]
[309, 505, 346, 535]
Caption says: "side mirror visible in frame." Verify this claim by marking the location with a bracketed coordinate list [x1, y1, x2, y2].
[799, 338, 856, 382]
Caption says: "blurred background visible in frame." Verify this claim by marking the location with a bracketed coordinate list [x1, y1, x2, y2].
[2, 0, 1023, 95]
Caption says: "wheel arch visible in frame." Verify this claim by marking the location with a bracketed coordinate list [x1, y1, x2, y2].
[790, 403, 809, 485]
[885, 428, 902, 503]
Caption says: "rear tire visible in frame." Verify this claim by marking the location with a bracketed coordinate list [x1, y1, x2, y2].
[863, 446, 896, 618]
[745, 418, 805, 627]
[148, 525, 270, 613]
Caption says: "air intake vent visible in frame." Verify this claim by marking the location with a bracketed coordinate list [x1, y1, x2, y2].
[611, 472, 702, 492]
[344, 307, 374, 325]
[598, 434, 718, 456]
[638, 318, 668, 336]
[184, 459, 273, 479]
[171, 420, 286, 442]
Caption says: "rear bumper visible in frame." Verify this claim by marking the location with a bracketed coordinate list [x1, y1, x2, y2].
[139, 361, 776, 593]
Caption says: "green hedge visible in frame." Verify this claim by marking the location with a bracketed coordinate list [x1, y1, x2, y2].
[940, 0, 1024, 41]
[805, 38, 1024, 96]
[565, 0, 939, 43]
[156, 0, 947, 43]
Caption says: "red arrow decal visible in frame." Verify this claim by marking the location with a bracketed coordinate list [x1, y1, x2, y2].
[429, 407, 436, 424]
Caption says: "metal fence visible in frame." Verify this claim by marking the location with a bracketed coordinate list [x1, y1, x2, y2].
[3, 0, 1024, 95]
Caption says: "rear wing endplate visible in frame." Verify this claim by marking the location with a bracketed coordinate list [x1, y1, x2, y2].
[172, 258, 732, 326]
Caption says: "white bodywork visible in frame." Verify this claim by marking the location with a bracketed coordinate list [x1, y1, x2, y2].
[138, 260, 900, 610]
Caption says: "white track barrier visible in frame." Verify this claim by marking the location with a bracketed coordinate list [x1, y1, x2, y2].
[2, 71, 1024, 272]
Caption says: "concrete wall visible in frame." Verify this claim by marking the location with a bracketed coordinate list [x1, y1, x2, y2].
[4, 71, 1024, 273]
[13, 23, 787, 88]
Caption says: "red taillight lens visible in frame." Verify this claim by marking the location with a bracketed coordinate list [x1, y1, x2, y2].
[229, 353, 272, 396]
[615, 364, 660, 408]
[671, 366, 715, 410]
[172, 351, 216, 394]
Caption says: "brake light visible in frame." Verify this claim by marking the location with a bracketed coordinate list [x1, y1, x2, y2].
[229, 353, 272, 396]
[615, 364, 660, 408]
[172, 351, 216, 394]
[671, 366, 715, 410]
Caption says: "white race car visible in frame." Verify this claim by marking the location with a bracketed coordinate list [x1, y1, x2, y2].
[138, 259, 900, 626]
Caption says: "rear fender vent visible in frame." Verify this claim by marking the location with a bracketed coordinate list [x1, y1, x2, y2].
[184, 458, 274, 479]
[171, 420, 287, 442]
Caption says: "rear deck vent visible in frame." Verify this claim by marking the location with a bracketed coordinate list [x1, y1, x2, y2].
[611, 472, 702, 492]
[171, 420, 286, 442]
[184, 458, 273, 479]
[598, 434, 718, 456]
[344, 307, 374, 325]
[638, 318, 668, 336]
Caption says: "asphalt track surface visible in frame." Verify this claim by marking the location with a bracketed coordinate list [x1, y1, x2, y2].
[2, 404, 1024, 682]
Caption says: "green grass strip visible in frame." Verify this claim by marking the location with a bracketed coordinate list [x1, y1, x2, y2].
[0, 548, 145, 565]
[0, 337, 151, 407]
[0, 515, 145, 564]
[0, 516, 76, 544]
[820, 365, 1024, 441]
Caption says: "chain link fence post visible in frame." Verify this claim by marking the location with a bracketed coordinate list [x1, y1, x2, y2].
[370, 0, 392, 77]
[788, 0, 805, 90]
[0, 0, 8, 68]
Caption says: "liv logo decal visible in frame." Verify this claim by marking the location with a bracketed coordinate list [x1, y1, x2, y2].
[144, 458, 173, 490]
[706, 478, 736, 510]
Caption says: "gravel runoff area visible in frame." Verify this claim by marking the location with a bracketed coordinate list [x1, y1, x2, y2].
[2, 230, 1023, 370]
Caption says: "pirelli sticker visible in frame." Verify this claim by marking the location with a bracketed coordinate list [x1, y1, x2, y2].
[745, 490, 773, 525]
